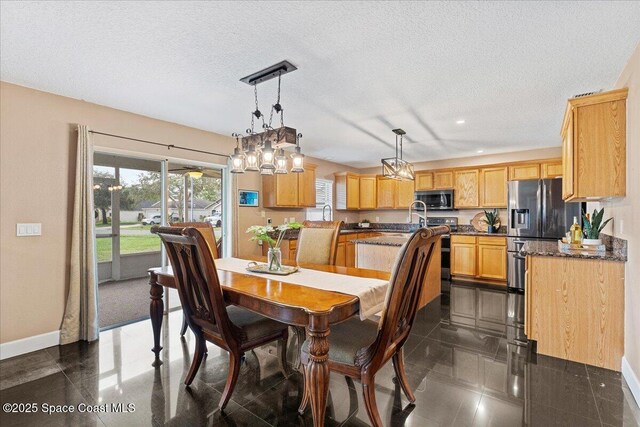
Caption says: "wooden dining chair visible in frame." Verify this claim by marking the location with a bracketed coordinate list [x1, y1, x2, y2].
[295, 220, 343, 265]
[170, 221, 222, 336]
[151, 226, 290, 410]
[297, 225, 450, 427]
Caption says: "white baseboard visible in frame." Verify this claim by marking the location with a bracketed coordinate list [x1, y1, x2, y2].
[622, 356, 640, 407]
[0, 330, 60, 360]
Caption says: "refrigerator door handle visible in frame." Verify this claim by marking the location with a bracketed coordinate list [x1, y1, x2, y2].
[540, 180, 546, 237]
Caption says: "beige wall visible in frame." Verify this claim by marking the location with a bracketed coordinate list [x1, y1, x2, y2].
[0, 82, 238, 344]
[591, 44, 640, 380]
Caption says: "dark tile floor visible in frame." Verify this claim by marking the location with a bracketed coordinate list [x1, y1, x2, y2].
[1, 284, 639, 426]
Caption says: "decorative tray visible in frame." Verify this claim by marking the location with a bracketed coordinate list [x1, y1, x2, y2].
[558, 241, 605, 252]
[246, 262, 299, 275]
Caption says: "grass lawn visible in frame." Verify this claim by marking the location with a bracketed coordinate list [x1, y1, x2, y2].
[96, 235, 161, 262]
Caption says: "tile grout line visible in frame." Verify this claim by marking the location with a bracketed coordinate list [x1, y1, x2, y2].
[585, 366, 606, 427]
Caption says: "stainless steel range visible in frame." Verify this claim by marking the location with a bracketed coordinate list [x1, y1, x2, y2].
[427, 217, 457, 280]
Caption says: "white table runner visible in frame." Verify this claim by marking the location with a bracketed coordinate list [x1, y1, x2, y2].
[214, 257, 389, 320]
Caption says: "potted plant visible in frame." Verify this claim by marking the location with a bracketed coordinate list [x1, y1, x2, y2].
[582, 208, 612, 246]
[484, 209, 499, 234]
[247, 222, 303, 271]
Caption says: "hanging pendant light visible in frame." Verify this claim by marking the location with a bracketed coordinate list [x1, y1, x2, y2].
[244, 143, 259, 171]
[260, 139, 275, 170]
[230, 61, 303, 175]
[230, 133, 246, 174]
[381, 128, 415, 181]
[290, 133, 305, 173]
[274, 149, 288, 174]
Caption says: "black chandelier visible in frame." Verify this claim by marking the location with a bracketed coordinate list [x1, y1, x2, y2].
[230, 61, 304, 175]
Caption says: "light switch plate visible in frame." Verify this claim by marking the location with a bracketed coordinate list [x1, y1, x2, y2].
[17, 223, 42, 236]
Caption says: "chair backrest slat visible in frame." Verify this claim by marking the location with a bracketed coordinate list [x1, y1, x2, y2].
[151, 226, 236, 347]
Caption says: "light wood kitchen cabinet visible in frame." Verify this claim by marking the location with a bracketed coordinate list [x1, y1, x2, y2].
[359, 175, 377, 209]
[525, 255, 624, 370]
[346, 241, 356, 267]
[451, 235, 507, 284]
[541, 161, 562, 179]
[335, 172, 360, 210]
[480, 167, 507, 208]
[298, 164, 316, 207]
[477, 236, 507, 281]
[454, 169, 479, 208]
[262, 163, 316, 208]
[375, 176, 413, 209]
[335, 237, 346, 267]
[376, 176, 396, 209]
[451, 235, 477, 277]
[561, 88, 627, 201]
[434, 171, 454, 189]
[508, 163, 540, 181]
[396, 179, 415, 209]
[415, 172, 434, 190]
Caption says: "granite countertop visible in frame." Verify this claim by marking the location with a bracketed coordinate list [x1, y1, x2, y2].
[450, 231, 507, 236]
[520, 240, 627, 262]
[352, 236, 409, 247]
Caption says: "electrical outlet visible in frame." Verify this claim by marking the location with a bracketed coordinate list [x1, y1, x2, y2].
[618, 219, 623, 234]
[261, 210, 265, 218]
[17, 223, 42, 236]
[375, 216, 380, 223]
[290, 217, 295, 223]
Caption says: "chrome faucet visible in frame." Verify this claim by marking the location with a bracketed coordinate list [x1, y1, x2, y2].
[322, 204, 332, 221]
[409, 200, 427, 227]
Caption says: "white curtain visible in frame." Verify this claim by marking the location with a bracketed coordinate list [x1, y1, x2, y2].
[60, 125, 99, 343]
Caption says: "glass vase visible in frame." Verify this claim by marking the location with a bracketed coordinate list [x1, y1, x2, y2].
[267, 247, 282, 272]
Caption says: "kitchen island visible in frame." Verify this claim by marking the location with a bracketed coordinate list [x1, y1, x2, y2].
[353, 234, 442, 309]
[520, 239, 627, 371]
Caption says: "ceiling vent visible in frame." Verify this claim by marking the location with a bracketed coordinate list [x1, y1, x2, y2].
[572, 90, 602, 99]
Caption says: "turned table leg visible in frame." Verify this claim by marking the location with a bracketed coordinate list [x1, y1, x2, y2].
[306, 315, 330, 427]
[149, 271, 164, 367]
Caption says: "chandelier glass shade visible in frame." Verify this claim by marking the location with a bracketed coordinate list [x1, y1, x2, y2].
[381, 128, 415, 181]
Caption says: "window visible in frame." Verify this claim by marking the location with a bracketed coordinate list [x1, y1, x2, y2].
[306, 179, 333, 221]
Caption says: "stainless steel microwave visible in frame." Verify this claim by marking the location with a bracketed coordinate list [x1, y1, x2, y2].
[414, 190, 455, 210]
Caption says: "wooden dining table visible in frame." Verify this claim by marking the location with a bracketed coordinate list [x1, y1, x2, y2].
[148, 257, 390, 427]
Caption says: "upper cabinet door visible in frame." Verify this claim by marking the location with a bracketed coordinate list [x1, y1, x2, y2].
[541, 161, 563, 179]
[434, 171, 454, 189]
[561, 88, 627, 201]
[359, 175, 377, 209]
[395, 179, 415, 209]
[480, 167, 507, 208]
[562, 111, 575, 200]
[298, 165, 316, 207]
[454, 169, 480, 208]
[275, 172, 300, 207]
[346, 175, 360, 210]
[415, 172, 434, 191]
[376, 176, 396, 209]
[509, 164, 540, 181]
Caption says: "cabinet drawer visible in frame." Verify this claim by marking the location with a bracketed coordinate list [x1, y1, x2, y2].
[451, 235, 476, 244]
[477, 236, 506, 246]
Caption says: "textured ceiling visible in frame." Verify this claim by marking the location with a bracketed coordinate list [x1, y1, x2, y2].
[1, 1, 639, 167]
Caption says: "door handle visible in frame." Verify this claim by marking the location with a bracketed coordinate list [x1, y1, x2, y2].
[514, 255, 526, 260]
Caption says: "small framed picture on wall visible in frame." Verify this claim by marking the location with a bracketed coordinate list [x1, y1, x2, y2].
[238, 190, 259, 207]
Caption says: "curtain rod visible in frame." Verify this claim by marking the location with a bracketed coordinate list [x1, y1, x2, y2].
[88, 130, 230, 158]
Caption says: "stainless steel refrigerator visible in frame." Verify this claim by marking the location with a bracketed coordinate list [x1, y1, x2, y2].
[506, 178, 581, 291]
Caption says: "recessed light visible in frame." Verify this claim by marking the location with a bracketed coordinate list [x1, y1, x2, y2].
[456, 119, 465, 125]
[477, 149, 484, 153]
